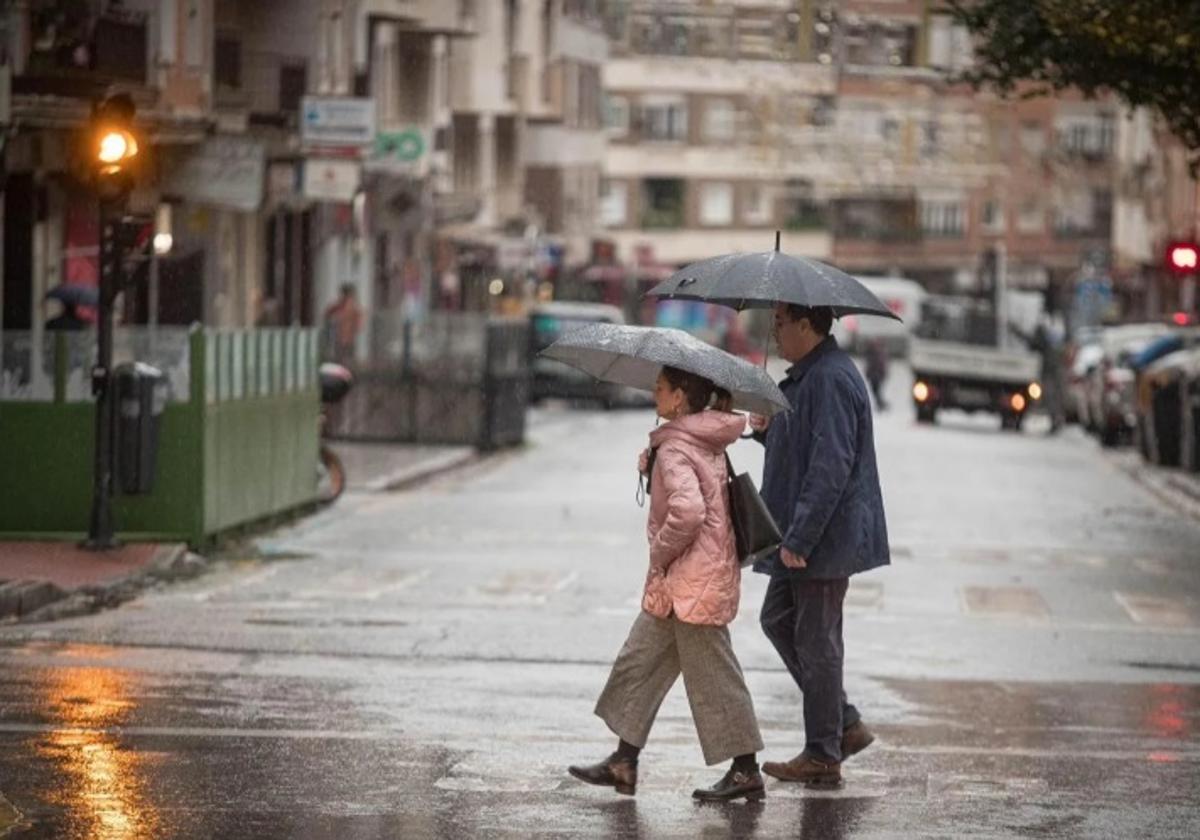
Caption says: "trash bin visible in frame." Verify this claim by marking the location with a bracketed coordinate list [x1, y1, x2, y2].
[1150, 376, 1183, 468]
[1188, 374, 1200, 473]
[115, 362, 168, 495]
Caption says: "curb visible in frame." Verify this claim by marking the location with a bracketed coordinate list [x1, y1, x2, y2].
[1109, 450, 1200, 522]
[370, 450, 480, 493]
[3, 544, 212, 625]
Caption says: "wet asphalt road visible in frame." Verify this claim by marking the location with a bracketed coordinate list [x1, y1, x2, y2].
[1, 367, 1199, 839]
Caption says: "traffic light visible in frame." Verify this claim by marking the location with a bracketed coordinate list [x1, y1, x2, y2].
[89, 94, 139, 203]
[1166, 241, 1199, 276]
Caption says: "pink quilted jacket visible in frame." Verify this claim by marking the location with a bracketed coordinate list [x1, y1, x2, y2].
[642, 410, 746, 626]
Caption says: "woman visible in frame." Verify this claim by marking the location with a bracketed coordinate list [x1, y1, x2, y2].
[568, 365, 765, 802]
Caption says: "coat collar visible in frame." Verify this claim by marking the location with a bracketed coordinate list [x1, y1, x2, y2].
[785, 335, 839, 383]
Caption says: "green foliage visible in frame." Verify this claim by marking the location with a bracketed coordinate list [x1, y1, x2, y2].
[945, 1, 1200, 154]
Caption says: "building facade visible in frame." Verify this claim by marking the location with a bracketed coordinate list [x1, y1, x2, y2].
[600, 0, 1146, 317]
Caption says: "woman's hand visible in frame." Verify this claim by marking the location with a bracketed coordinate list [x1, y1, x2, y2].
[638, 448, 650, 475]
[748, 413, 771, 433]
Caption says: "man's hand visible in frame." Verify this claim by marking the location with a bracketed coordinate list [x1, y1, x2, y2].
[780, 548, 808, 569]
[749, 413, 771, 433]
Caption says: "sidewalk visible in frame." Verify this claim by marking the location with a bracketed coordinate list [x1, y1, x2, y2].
[0, 541, 193, 622]
[330, 441, 478, 492]
[0, 443, 480, 623]
[1109, 449, 1200, 521]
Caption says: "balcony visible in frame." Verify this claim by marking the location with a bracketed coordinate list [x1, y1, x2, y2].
[15, 8, 149, 100]
[364, 0, 476, 36]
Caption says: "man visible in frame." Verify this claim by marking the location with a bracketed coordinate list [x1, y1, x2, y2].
[749, 303, 890, 786]
[323, 284, 363, 363]
[864, 337, 889, 412]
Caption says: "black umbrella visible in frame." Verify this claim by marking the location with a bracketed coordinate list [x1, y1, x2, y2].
[645, 231, 901, 321]
[540, 323, 790, 417]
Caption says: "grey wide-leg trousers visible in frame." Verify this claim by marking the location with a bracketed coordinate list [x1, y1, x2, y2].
[595, 611, 764, 766]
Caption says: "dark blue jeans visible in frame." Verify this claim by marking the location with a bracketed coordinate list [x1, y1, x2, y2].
[760, 575, 861, 762]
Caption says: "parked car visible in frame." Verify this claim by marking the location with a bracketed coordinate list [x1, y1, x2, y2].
[1132, 330, 1200, 458]
[1139, 347, 1200, 467]
[528, 301, 651, 408]
[1081, 323, 1171, 446]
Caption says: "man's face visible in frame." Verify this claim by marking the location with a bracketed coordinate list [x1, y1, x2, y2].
[772, 303, 808, 362]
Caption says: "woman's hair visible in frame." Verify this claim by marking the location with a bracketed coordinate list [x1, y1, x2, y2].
[661, 366, 733, 413]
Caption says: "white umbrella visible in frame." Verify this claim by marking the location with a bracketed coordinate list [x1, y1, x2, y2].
[540, 323, 790, 417]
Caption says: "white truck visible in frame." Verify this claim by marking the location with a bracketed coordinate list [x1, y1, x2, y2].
[909, 295, 1044, 431]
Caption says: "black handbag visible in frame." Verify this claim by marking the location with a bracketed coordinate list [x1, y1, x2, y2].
[724, 453, 783, 567]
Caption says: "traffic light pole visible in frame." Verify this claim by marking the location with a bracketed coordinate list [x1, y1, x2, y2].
[84, 203, 120, 550]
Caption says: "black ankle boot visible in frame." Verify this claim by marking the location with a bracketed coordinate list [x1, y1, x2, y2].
[568, 753, 638, 796]
[692, 766, 765, 802]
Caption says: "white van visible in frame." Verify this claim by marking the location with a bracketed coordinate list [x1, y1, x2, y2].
[831, 276, 927, 356]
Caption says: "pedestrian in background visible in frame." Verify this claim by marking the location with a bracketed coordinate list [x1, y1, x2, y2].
[864, 337, 889, 411]
[569, 366, 765, 802]
[748, 304, 890, 787]
[323, 283, 363, 363]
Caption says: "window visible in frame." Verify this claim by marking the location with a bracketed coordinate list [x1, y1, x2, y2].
[279, 63, 308, 112]
[214, 34, 242, 89]
[704, 99, 737, 143]
[1057, 114, 1116, 157]
[700, 182, 734, 226]
[605, 94, 630, 138]
[921, 121, 940, 158]
[641, 179, 685, 229]
[637, 97, 689, 142]
[1020, 122, 1046, 157]
[743, 184, 772, 225]
[982, 200, 1006, 234]
[600, 180, 628, 227]
[920, 201, 966, 237]
[843, 20, 917, 67]
[1017, 200, 1044, 234]
[927, 14, 973, 71]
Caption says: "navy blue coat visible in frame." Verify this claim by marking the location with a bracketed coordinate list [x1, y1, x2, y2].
[753, 336, 890, 580]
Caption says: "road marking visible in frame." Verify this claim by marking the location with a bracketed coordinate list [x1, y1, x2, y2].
[0, 792, 24, 835]
[926, 773, 1049, 799]
[961, 586, 1050, 620]
[472, 570, 579, 604]
[1115, 592, 1198, 628]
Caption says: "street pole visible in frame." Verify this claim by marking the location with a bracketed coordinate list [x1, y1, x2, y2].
[84, 204, 119, 550]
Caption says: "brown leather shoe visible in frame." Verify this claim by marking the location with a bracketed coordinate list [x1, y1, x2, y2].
[761, 753, 841, 786]
[692, 768, 766, 802]
[568, 754, 638, 795]
[841, 721, 876, 760]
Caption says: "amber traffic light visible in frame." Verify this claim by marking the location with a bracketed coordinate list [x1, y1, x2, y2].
[89, 94, 139, 202]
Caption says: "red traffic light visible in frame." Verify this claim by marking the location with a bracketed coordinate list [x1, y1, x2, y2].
[1167, 242, 1199, 275]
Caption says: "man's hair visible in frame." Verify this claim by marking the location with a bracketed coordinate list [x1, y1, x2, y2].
[340, 283, 357, 296]
[783, 304, 834, 336]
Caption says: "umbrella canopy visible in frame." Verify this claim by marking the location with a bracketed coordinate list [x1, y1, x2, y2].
[540, 322, 790, 417]
[646, 239, 901, 321]
[45, 284, 100, 308]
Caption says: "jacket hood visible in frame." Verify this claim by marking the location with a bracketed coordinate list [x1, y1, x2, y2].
[650, 410, 746, 453]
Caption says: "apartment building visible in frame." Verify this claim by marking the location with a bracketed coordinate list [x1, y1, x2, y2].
[601, 1, 837, 265]
[600, 0, 1127, 307]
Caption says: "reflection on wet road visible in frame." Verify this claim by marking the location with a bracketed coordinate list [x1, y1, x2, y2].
[1, 395, 1199, 838]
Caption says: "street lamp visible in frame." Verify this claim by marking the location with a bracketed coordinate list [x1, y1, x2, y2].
[83, 93, 140, 551]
